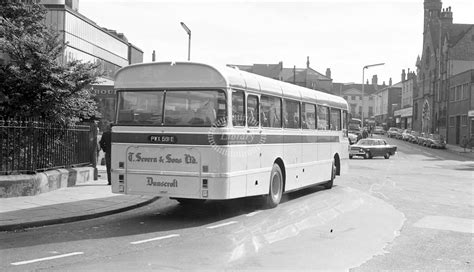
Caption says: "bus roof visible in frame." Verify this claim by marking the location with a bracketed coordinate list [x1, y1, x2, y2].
[114, 62, 348, 110]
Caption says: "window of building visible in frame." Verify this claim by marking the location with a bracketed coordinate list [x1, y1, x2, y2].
[368, 106, 373, 117]
[351, 95, 356, 100]
[302, 103, 316, 129]
[350, 103, 357, 114]
[462, 84, 469, 100]
[317, 105, 330, 130]
[414, 103, 418, 120]
[261, 96, 281, 128]
[461, 115, 467, 126]
[330, 108, 341, 130]
[283, 100, 300, 129]
[232, 90, 245, 126]
[425, 46, 431, 66]
[343, 96, 348, 101]
[455, 85, 462, 101]
[449, 87, 455, 101]
[449, 116, 455, 127]
[247, 95, 259, 127]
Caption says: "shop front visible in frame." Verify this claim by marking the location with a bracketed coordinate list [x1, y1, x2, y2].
[394, 107, 413, 129]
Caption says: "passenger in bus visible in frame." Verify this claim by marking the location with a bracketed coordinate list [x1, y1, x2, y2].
[198, 99, 216, 125]
[269, 106, 280, 127]
[261, 111, 269, 127]
[247, 109, 257, 126]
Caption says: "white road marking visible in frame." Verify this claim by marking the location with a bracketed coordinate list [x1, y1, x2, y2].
[130, 234, 180, 245]
[11, 252, 84, 266]
[414, 216, 474, 234]
[246, 211, 261, 217]
[206, 221, 238, 229]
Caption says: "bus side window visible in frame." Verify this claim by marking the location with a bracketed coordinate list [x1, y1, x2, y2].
[330, 108, 341, 131]
[317, 105, 331, 130]
[302, 103, 316, 129]
[232, 90, 245, 126]
[261, 96, 281, 128]
[247, 95, 259, 127]
[284, 99, 300, 129]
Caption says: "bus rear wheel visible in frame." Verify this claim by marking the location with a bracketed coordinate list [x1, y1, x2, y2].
[265, 164, 283, 208]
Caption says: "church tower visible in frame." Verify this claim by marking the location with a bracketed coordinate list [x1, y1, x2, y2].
[423, 0, 442, 34]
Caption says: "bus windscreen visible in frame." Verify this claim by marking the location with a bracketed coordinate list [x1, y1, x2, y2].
[116, 90, 226, 126]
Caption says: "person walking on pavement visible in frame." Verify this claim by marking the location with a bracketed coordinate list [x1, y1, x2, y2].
[99, 124, 112, 185]
[362, 128, 369, 139]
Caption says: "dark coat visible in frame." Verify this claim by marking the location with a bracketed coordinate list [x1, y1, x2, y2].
[99, 131, 111, 154]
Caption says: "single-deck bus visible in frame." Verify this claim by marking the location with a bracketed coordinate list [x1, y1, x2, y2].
[111, 62, 349, 208]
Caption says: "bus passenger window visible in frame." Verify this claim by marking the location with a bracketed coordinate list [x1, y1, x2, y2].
[302, 103, 316, 129]
[284, 100, 300, 129]
[342, 110, 348, 136]
[317, 105, 330, 130]
[232, 90, 245, 126]
[330, 108, 341, 130]
[261, 96, 281, 128]
[247, 95, 259, 127]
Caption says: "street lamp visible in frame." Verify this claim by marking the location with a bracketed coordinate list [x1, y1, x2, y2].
[362, 62, 385, 128]
[180, 22, 191, 61]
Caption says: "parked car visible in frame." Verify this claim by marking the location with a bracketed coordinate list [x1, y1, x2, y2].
[387, 127, 400, 138]
[349, 138, 397, 159]
[396, 130, 404, 139]
[401, 129, 412, 141]
[425, 134, 446, 148]
[417, 132, 429, 145]
[373, 126, 385, 135]
[348, 132, 358, 145]
[408, 131, 420, 143]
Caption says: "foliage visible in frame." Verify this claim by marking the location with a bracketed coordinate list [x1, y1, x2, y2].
[0, 1, 103, 124]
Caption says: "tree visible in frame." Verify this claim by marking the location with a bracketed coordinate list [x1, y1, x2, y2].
[0, 1, 103, 124]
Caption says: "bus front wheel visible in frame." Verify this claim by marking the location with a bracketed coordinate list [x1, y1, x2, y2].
[265, 164, 283, 208]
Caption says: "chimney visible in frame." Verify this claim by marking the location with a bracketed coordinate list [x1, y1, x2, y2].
[325, 68, 331, 79]
[440, 6, 453, 24]
[389, 77, 392, 86]
[372, 75, 378, 86]
[306, 56, 310, 68]
[402, 69, 406, 81]
[152, 50, 156, 62]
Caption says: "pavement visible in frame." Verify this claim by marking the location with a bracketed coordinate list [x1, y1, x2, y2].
[0, 166, 159, 232]
[0, 143, 471, 233]
[445, 143, 474, 159]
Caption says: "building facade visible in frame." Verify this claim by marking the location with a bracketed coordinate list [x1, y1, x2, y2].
[228, 57, 333, 93]
[447, 69, 473, 144]
[41, 0, 143, 125]
[374, 82, 402, 129]
[415, 0, 473, 144]
[333, 75, 384, 126]
[394, 69, 417, 129]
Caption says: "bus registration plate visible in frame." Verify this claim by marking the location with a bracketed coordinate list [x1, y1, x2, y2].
[149, 135, 177, 144]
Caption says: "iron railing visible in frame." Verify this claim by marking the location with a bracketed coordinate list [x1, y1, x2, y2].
[0, 119, 96, 175]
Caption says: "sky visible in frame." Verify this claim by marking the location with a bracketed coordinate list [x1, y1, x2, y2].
[79, 0, 473, 84]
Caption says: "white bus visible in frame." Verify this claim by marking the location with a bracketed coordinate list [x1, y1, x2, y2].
[111, 62, 349, 208]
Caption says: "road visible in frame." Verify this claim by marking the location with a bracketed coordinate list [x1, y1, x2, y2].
[0, 136, 472, 271]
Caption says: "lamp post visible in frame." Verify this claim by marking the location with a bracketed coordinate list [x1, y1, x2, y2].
[180, 22, 191, 61]
[362, 62, 385, 128]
